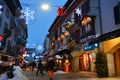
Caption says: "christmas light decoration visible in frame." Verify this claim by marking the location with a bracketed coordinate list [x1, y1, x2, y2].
[0, 5, 3, 14]
[20, 7, 35, 24]
[57, 7, 65, 16]
[75, 8, 81, 16]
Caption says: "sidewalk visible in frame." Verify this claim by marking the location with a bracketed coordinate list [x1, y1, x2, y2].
[23, 69, 120, 80]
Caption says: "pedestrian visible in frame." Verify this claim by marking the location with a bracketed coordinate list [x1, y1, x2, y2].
[46, 58, 55, 80]
[30, 61, 36, 71]
[36, 60, 44, 76]
[14, 57, 19, 66]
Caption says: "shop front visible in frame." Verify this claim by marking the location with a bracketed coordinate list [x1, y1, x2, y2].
[79, 52, 94, 71]
[103, 37, 120, 77]
[69, 48, 96, 72]
[55, 49, 71, 72]
[79, 43, 99, 71]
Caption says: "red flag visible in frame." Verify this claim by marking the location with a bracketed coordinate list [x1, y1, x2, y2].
[57, 7, 65, 16]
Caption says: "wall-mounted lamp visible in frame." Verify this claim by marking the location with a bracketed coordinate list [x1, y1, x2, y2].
[57, 36, 61, 41]
[64, 31, 69, 37]
[61, 34, 65, 39]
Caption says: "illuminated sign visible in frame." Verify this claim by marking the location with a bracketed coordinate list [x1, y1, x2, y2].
[84, 43, 99, 51]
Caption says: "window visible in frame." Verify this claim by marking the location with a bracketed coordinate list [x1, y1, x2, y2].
[80, 16, 95, 38]
[114, 2, 120, 25]
[0, 17, 2, 27]
[82, 0, 90, 15]
[4, 22, 8, 28]
[5, 8, 10, 19]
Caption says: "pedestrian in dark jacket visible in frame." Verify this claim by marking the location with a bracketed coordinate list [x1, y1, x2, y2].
[36, 60, 44, 76]
[31, 61, 36, 71]
[46, 58, 55, 80]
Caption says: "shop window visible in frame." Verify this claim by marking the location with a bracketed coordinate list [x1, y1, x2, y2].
[82, 0, 90, 15]
[114, 2, 120, 25]
[81, 21, 94, 37]
[80, 16, 95, 38]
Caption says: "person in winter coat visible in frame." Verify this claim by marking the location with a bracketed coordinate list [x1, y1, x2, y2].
[46, 58, 55, 80]
[36, 60, 44, 76]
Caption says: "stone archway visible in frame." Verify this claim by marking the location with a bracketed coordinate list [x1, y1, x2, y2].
[103, 37, 120, 77]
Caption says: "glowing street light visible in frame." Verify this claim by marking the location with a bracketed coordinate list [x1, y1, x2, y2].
[41, 3, 50, 10]
[41, 3, 65, 16]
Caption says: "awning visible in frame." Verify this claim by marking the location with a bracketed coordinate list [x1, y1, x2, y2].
[89, 28, 120, 44]
[55, 49, 71, 55]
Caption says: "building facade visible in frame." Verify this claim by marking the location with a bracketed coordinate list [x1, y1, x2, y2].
[44, 0, 120, 77]
[43, 34, 50, 55]
[0, 0, 28, 62]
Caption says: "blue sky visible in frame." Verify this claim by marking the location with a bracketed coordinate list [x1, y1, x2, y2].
[19, 0, 67, 51]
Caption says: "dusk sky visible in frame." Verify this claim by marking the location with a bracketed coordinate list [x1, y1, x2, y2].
[19, 0, 67, 51]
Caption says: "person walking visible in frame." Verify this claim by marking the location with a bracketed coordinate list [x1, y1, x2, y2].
[36, 60, 44, 76]
[30, 61, 36, 71]
[46, 58, 55, 80]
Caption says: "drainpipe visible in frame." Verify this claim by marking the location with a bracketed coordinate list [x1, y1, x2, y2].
[98, 0, 104, 51]
[98, 0, 103, 34]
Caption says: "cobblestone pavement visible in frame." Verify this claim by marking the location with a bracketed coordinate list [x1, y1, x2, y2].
[23, 69, 120, 80]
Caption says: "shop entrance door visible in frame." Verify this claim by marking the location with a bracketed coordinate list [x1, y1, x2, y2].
[114, 48, 120, 76]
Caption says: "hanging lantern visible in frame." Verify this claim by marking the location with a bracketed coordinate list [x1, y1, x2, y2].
[61, 34, 65, 39]
[57, 7, 65, 16]
[64, 31, 69, 37]
[57, 36, 61, 41]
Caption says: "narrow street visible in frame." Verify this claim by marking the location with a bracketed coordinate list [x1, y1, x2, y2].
[23, 69, 120, 80]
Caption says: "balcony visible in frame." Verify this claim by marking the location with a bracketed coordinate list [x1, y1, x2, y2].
[64, 22, 80, 33]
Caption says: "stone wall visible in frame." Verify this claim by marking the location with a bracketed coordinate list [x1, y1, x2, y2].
[106, 53, 115, 77]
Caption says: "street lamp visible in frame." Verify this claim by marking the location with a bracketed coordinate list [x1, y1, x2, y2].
[41, 3, 65, 16]
[41, 3, 50, 10]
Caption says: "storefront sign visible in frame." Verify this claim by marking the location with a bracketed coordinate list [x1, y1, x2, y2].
[84, 43, 99, 51]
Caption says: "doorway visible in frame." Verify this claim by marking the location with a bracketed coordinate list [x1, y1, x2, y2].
[114, 48, 120, 76]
